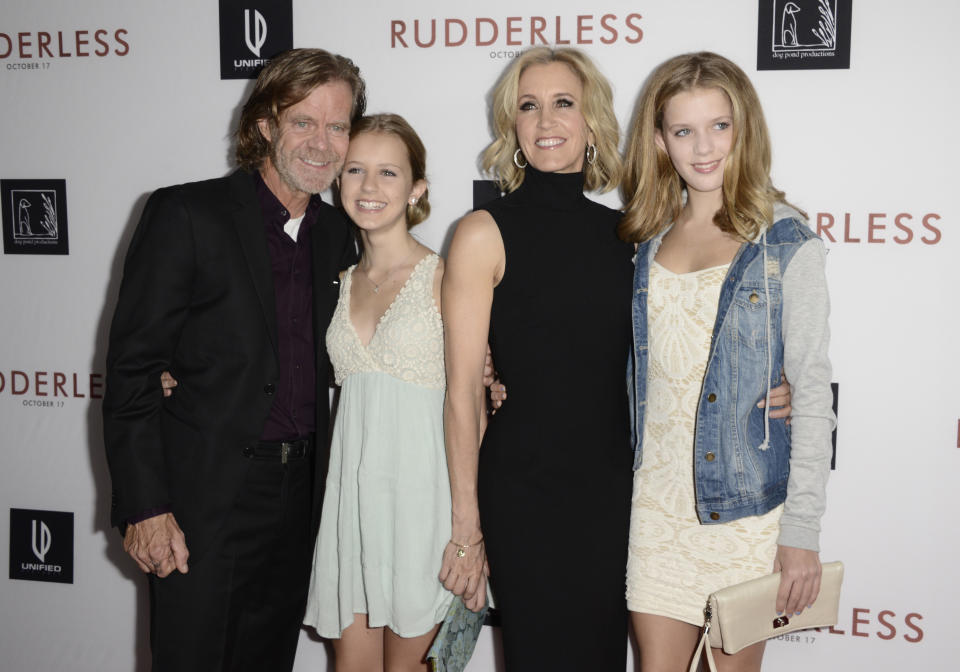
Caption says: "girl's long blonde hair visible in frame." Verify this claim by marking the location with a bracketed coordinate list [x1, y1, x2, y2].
[620, 52, 799, 243]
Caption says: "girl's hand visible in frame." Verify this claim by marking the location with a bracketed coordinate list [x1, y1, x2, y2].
[160, 371, 178, 397]
[774, 544, 821, 616]
[483, 345, 507, 413]
[759, 373, 792, 421]
[439, 532, 487, 611]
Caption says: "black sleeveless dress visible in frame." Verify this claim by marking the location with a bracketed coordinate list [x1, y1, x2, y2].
[478, 166, 634, 670]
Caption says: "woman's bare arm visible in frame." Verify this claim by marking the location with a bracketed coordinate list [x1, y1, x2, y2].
[438, 210, 504, 612]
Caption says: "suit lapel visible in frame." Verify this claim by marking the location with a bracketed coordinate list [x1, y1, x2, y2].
[311, 205, 338, 356]
[228, 170, 280, 358]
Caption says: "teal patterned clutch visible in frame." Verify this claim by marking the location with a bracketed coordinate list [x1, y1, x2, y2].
[426, 597, 489, 672]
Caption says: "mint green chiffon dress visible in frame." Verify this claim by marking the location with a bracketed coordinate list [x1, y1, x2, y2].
[304, 253, 454, 638]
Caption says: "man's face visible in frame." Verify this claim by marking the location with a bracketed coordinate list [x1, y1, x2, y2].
[258, 80, 354, 198]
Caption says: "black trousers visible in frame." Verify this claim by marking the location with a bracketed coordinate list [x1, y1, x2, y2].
[148, 446, 315, 672]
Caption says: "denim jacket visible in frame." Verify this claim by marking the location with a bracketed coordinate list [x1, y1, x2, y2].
[629, 204, 834, 546]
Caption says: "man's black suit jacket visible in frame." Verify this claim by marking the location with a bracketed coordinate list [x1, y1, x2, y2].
[103, 169, 356, 562]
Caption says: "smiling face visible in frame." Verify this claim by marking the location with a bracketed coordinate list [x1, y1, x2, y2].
[339, 131, 426, 233]
[514, 61, 594, 175]
[655, 86, 734, 200]
[257, 80, 354, 205]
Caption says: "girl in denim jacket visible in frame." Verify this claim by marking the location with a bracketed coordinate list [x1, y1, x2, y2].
[619, 52, 835, 672]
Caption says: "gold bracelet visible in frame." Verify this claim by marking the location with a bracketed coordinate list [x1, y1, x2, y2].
[450, 536, 484, 558]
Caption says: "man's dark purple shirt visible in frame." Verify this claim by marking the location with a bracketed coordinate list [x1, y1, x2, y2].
[255, 171, 320, 442]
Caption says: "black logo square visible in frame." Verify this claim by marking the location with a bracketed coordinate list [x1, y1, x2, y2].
[2, 179, 69, 255]
[9, 508, 74, 584]
[219, 0, 293, 80]
[757, 0, 852, 70]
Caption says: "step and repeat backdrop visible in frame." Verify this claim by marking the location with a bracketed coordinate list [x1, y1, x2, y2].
[1, 1, 956, 670]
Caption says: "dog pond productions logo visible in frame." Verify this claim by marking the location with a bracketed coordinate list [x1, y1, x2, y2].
[1, 179, 68, 255]
[9, 508, 74, 583]
[757, 0, 851, 70]
[219, 0, 292, 79]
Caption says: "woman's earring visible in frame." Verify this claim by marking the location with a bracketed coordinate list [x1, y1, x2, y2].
[513, 148, 528, 169]
[585, 144, 598, 165]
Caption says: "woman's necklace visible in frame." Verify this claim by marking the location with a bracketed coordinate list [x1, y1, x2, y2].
[360, 241, 420, 294]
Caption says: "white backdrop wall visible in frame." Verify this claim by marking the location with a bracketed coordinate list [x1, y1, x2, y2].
[0, 1, 956, 670]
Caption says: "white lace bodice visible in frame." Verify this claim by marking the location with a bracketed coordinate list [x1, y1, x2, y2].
[326, 253, 444, 390]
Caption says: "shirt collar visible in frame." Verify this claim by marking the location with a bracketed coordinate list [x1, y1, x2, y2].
[254, 169, 324, 232]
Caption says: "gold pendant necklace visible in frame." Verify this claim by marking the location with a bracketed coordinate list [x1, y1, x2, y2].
[362, 241, 419, 294]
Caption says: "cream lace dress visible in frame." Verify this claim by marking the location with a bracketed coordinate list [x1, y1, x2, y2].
[626, 261, 782, 625]
[304, 253, 454, 638]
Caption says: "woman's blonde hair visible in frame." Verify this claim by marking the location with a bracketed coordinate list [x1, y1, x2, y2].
[349, 113, 430, 227]
[619, 51, 797, 243]
[482, 47, 622, 194]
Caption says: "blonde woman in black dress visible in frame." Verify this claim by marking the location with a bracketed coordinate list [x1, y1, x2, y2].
[440, 47, 634, 670]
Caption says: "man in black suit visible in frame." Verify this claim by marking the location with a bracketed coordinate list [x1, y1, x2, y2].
[103, 48, 365, 671]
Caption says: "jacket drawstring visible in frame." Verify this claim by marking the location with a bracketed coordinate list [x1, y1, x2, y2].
[758, 231, 772, 451]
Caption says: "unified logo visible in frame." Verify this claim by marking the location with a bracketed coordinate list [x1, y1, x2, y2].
[391, 13, 644, 57]
[1, 179, 68, 255]
[244, 9, 267, 58]
[757, 0, 852, 70]
[9, 508, 74, 584]
[219, 0, 293, 79]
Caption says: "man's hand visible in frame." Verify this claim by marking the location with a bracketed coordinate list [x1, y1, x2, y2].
[123, 512, 189, 578]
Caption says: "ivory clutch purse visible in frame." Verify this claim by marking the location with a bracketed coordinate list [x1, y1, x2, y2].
[705, 561, 844, 654]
